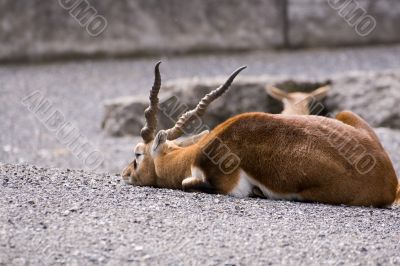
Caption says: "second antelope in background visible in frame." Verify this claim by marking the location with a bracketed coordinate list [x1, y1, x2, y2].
[266, 85, 330, 115]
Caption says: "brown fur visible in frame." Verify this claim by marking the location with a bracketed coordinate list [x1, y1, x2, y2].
[123, 111, 398, 207]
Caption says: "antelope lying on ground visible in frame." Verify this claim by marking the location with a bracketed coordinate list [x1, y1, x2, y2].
[122, 62, 399, 207]
[266, 86, 330, 115]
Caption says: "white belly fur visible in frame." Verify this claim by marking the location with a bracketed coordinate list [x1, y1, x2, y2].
[229, 169, 302, 201]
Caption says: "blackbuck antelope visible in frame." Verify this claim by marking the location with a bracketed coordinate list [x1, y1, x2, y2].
[266, 86, 330, 115]
[122, 62, 399, 207]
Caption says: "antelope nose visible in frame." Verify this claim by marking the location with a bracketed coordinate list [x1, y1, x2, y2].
[122, 167, 131, 178]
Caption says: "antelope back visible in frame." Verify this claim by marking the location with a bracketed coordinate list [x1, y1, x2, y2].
[191, 112, 398, 207]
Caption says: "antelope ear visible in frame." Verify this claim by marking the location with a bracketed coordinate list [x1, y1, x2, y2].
[174, 130, 209, 147]
[266, 86, 288, 101]
[151, 130, 167, 156]
[310, 86, 330, 101]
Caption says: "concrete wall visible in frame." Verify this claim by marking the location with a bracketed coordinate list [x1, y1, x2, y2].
[0, 0, 399, 62]
[289, 0, 400, 47]
[0, 0, 284, 61]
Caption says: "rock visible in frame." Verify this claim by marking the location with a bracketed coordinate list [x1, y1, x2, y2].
[101, 70, 400, 137]
[101, 76, 329, 136]
[375, 127, 400, 175]
[325, 70, 400, 128]
[289, 0, 400, 47]
[102, 96, 147, 137]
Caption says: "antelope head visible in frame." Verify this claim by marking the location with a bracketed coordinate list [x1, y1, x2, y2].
[122, 62, 246, 187]
[266, 85, 330, 115]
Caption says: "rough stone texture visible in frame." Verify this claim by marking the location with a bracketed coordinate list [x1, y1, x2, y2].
[102, 96, 148, 137]
[0, 0, 284, 62]
[375, 127, 400, 175]
[326, 70, 400, 128]
[0, 163, 399, 265]
[289, 0, 400, 47]
[101, 77, 330, 136]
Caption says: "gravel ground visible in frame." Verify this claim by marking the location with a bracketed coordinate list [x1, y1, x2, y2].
[1, 46, 400, 265]
[2, 45, 400, 174]
[1, 163, 399, 266]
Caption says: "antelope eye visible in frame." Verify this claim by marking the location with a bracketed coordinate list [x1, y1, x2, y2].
[135, 153, 142, 158]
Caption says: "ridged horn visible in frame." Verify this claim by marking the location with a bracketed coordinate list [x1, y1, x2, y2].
[165, 66, 247, 140]
[140, 61, 162, 143]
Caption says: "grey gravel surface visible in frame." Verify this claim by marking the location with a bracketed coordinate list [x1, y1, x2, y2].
[2, 45, 400, 173]
[1, 163, 399, 266]
[1, 46, 400, 266]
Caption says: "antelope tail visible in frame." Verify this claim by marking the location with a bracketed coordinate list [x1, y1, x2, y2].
[395, 185, 400, 205]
